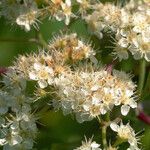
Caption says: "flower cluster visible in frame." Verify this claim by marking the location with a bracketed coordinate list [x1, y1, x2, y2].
[12, 33, 137, 124]
[44, 0, 75, 25]
[13, 33, 95, 89]
[84, 2, 122, 39]
[54, 68, 137, 123]
[0, 69, 38, 150]
[74, 137, 101, 150]
[115, 0, 150, 61]
[48, 33, 96, 62]
[0, 0, 99, 30]
[74, 137, 119, 150]
[0, 0, 145, 149]
[110, 121, 141, 150]
[82, 0, 150, 61]
[0, 0, 39, 31]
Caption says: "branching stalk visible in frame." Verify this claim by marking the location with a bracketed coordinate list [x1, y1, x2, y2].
[102, 125, 107, 149]
[138, 59, 146, 100]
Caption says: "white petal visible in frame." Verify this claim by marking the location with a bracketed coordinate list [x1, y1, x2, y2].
[91, 142, 100, 148]
[121, 105, 130, 116]
[48, 78, 53, 85]
[100, 107, 107, 114]
[0, 138, 6, 145]
[91, 85, 99, 91]
[126, 90, 133, 97]
[129, 100, 137, 108]
[118, 38, 129, 48]
[38, 80, 48, 89]
[33, 62, 42, 71]
[11, 135, 22, 145]
[77, 0, 82, 3]
[25, 24, 30, 31]
[66, 0, 71, 6]
[110, 122, 119, 132]
[55, 12, 64, 21]
[83, 104, 90, 111]
[92, 96, 100, 105]
[65, 15, 70, 25]
[46, 67, 54, 74]
[29, 72, 38, 80]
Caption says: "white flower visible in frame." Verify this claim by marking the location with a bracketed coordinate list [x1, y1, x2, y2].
[55, 0, 74, 25]
[29, 62, 54, 88]
[0, 138, 6, 146]
[74, 137, 101, 150]
[110, 122, 140, 149]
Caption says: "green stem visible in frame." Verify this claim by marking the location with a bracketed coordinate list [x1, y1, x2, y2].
[102, 125, 107, 149]
[138, 59, 146, 99]
[0, 38, 38, 44]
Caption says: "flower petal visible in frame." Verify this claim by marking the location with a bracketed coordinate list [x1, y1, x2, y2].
[121, 105, 130, 116]
[110, 122, 119, 132]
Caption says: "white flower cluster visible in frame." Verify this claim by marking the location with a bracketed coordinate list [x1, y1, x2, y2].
[84, 2, 122, 39]
[13, 33, 95, 89]
[0, 0, 39, 31]
[46, 0, 95, 25]
[74, 137, 120, 150]
[74, 137, 102, 150]
[0, 0, 98, 30]
[50, 0, 75, 25]
[110, 122, 140, 150]
[115, 0, 150, 61]
[54, 69, 137, 123]
[12, 33, 137, 123]
[83, 0, 150, 61]
[0, 69, 38, 150]
[49, 33, 96, 62]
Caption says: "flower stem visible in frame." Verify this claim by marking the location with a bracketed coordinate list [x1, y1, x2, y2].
[102, 125, 107, 149]
[138, 59, 146, 100]
[0, 38, 38, 44]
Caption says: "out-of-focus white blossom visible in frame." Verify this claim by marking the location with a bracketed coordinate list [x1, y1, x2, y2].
[0, 69, 38, 150]
[0, 0, 39, 31]
[110, 122, 140, 150]
[84, 2, 122, 38]
[74, 137, 101, 150]
[114, 0, 150, 61]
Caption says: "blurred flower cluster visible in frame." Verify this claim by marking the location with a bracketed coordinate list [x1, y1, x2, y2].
[83, 0, 150, 61]
[0, 70, 37, 150]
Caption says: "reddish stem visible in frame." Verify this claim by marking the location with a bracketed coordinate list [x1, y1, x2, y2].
[137, 111, 150, 125]
[0, 67, 7, 75]
[105, 60, 118, 74]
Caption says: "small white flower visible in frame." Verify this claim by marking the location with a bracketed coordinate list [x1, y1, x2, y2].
[121, 105, 130, 116]
[110, 121, 140, 149]
[29, 62, 54, 88]
[74, 137, 101, 150]
[0, 138, 6, 145]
